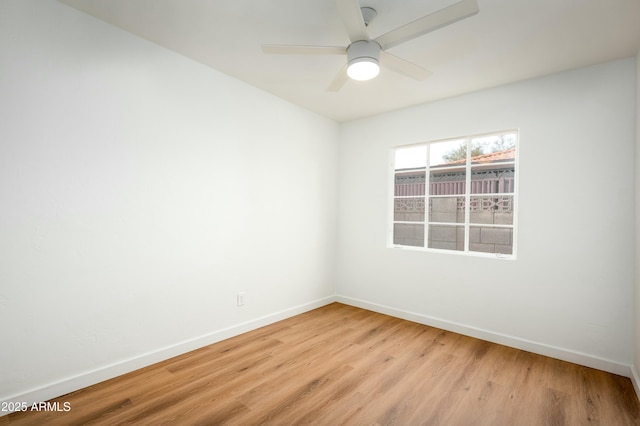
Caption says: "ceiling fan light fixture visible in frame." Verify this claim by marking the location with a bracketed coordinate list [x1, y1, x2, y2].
[347, 58, 380, 81]
[346, 40, 381, 81]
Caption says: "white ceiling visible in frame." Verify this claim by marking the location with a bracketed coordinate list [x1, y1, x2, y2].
[59, 0, 640, 123]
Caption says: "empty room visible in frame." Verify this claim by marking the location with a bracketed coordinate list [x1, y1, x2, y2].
[1, 0, 639, 424]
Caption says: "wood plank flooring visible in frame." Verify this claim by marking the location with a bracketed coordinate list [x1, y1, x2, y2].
[2, 303, 639, 425]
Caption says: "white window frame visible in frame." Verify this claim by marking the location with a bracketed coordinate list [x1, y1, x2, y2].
[388, 130, 519, 259]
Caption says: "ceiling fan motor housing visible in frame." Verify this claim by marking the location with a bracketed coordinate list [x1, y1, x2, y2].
[347, 40, 380, 64]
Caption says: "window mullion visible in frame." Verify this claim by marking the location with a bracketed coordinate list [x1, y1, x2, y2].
[464, 139, 471, 253]
[424, 145, 429, 248]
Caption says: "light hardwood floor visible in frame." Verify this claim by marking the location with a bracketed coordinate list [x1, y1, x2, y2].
[2, 303, 639, 425]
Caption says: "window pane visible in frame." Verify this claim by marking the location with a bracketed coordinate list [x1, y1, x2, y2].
[395, 146, 426, 170]
[394, 197, 425, 222]
[393, 223, 424, 247]
[395, 170, 426, 196]
[429, 197, 465, 223]
[470, 133, 516, 166]
[429, 169, 466, 195]
[470, 167, 515, 194]
[469, 195, 514, 225]
[469, 226, 513, 255]
[430, 139, 466, 167]
[428, 225, 464, 251]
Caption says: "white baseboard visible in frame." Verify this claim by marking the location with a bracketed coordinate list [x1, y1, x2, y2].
[0, 296, 336, 417]
[336, 295, 633, 378]
[631, 365, 640, 401]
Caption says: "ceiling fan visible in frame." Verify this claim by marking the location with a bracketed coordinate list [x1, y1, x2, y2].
[262, 0, 479, 91]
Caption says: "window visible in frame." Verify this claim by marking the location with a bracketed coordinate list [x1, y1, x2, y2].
[390, 130, 518, 258]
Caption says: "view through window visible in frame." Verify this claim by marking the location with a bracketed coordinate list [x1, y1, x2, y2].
[391, 131, 518, 258]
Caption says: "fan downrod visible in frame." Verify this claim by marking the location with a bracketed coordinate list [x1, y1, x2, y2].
[361, 7, 377, 27]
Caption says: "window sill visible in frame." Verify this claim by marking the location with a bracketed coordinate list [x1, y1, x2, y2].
[389, 244, 517, 260]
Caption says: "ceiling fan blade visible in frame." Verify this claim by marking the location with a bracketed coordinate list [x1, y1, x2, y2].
[380, 51, 432, 81]
[375, 0, 479, 50]
[335, 0, 369, 43]
[262, 45, 346, 55]
[327, 65, 349, 92]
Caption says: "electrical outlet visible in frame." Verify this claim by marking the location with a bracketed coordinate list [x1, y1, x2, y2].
[237, 291, 246, 307]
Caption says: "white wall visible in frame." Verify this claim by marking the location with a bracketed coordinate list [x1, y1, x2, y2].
[336, 58, 636, 374]
[0, 0, 338, 404]
[634, 52, 640, 394]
